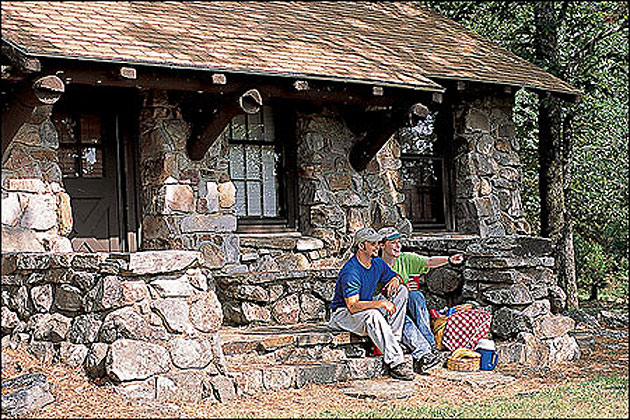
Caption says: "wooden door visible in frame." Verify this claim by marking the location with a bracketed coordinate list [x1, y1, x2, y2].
[53, 88, 138, 252]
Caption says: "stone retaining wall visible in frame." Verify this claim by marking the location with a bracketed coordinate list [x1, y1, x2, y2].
[0, 250, 235, 403]
[213, 234, 580, 368]
[405, 234, 579, 367]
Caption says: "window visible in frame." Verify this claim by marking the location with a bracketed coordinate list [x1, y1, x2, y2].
[53, 113, 104, 178]
[226, 105, 293, 229]
[398, 111, 448, 229]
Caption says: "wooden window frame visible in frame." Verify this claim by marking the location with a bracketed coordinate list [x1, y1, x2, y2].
[227, 101, 297, 233]
[55, 113, 105, 179]
[397, 108, 454, 232]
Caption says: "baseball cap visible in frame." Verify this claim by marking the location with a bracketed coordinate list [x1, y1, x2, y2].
[353, 227, 383, 244]
[377, 227, 406, 241]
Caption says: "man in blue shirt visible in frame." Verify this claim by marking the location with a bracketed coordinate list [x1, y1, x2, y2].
[328, 227, 415, 381]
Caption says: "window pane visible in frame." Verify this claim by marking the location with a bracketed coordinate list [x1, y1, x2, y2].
[262, 106, 275, 142]
[229, 144, 245, 179]
[80, 115, 101, 144]
[59, 145, 79, 177]
[245, 145, 261, 179]
[400, 112, 438, 155]
[226, 105, 285, 222]
[53, 114, 77, 144]
[246, 182, 262, 216]
[234, 180, 246, 216]
[231, 114, 247, 140]
[247, 108, 264, 141]
[247, 111, 262, 125]
[81, 147, 103, 178]
[248, 123, 264, 141]
[262, 147, 278, 217]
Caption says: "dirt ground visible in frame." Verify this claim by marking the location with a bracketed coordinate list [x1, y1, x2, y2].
[2, 324, 627, 419]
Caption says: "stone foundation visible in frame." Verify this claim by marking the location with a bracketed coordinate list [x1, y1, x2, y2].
[1, 251, 235, 403]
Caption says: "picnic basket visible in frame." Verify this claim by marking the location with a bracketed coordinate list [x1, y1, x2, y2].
[446, 349, 481, 371]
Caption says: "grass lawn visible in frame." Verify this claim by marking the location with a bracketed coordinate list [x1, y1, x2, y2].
[314, 374, 628, 418]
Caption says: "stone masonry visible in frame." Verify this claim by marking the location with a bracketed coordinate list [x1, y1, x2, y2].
[1, 104, 73, 253]
[138, 90, 237, 252]
[1, 251, 235, 403]
[1, 83, 579, 380]
[452, 87, 531, 237]
[404, 234, 580, 367]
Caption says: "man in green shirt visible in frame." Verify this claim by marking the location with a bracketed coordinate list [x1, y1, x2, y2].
[377, 226, 464, 372]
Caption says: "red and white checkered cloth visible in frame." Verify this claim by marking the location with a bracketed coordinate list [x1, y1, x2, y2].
[442, 308, 492, 350]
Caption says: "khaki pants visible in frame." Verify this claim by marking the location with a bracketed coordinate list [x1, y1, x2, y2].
[328, 285, 408, 367]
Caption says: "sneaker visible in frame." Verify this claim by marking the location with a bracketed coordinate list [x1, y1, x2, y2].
[389, 362, 415, 381]
[418, 352, 442, 374]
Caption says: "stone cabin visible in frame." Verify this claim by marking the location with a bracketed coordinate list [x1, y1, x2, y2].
[1, 2, 582, 401]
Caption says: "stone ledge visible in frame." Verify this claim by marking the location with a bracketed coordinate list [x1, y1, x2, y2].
[214, 268, 340, 283]
[220, 323, 369, 356]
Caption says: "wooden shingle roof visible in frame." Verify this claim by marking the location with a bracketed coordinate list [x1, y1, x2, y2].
[1, 1, 579, 96]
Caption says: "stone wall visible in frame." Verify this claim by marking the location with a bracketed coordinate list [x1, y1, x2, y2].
[296, 109, 409, 263]
[404, 234, 580, 367]
[451, 87, 531, 237]
[1, 105, 73, 253]
[137, 98, 409, 268]
[1, 251, 235, 403]
[138, 91, 238, 254]
[213, 233, 579, 367]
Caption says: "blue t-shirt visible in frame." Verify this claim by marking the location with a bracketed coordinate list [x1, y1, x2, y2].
[329, 256, 397, 311]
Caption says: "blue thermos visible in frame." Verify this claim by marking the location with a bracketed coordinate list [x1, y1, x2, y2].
[476, 339, 498, 371]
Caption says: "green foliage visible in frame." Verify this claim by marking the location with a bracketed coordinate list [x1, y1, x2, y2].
[427, 1, 629, 301]
[313, 375, 629, 419]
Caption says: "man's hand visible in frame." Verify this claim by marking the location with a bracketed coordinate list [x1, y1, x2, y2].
[449, 253, 464, 265]
[383, 275, 400, 297]
[376, 299, 396, 316]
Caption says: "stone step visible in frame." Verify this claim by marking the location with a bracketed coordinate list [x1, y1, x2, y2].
[219, 322, 392, 396]
[220, 322, 370, 362]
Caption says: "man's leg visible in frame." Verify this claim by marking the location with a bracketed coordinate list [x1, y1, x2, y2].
[407, 290, 437, 348]
[374, 284, 408, 341]
[401, 315, 431, 360]
[329, 307, 405, 368]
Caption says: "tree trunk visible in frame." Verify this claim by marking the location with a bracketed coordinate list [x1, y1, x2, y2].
[534, 2, 579, 309]
[561, 113, 579, 309]
[589, 283, 598, 302]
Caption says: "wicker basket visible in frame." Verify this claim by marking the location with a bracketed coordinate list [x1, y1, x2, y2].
[446, 355, 480, 371]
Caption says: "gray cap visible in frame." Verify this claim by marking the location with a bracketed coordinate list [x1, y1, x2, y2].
[354, 227, 383, 244]
[378, 227, 406, 241]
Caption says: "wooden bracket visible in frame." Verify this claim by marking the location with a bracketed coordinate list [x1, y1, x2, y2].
[2, 75, 65, 154]
[186, 89, 263, 160]
[348, 101, 428, 172]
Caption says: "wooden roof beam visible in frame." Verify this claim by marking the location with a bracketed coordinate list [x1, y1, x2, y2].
[40, 59, 440, 107]
[1, 43, 41, 79]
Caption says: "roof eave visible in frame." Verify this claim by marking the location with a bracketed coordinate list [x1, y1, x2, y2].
[2, 39, 445, 94]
